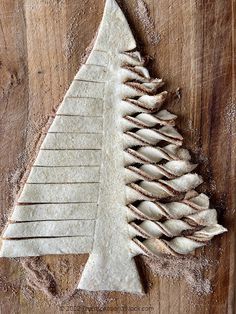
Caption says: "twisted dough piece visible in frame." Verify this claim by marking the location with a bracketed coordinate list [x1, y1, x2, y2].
[130, 209, 218, 239]
[122, 111, 177, 131]
[125, 161, 197, 182]
[124, 126, 183, 148]
[121, 51, 226, 258]
[121, 51, 146, 66]
[128, 192, 227, 257]
[126, 174, 203, 204]
[131, 224, 226, 256]
[124, 144, 191, 166]
[123, 92, 168, 112]
[127, 192, 210, 221]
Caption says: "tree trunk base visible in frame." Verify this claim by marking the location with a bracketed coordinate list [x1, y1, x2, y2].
[78, 253, 144, 294]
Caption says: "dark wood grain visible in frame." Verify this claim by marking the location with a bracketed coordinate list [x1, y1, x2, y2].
[0, 0, 235, 313]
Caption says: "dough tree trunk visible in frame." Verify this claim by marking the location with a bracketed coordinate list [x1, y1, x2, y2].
[0, 0, 226, 295]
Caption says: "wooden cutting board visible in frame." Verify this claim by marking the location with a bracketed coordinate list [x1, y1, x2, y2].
[0, 0, 235, 313]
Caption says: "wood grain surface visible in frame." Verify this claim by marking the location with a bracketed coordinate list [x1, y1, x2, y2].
[0, 0, 235, 313]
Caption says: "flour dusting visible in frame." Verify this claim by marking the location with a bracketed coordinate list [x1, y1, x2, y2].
[142, 254, 213, 295]
[0, 275, 19, 295]
[6, 113, 50, 209]
[72, 290, 116, 311]
[64, 0, 96, 59]
[224, 102, 236, 132]
[21, 258, 59, 300]
[135, 0, 160, 45]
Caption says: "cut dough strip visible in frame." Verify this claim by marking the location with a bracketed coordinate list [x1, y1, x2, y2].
[0, 237, 93, 258]
[66, 80, 105, 99]
[27, 166, 100, 184]
[75, 64, 108, 82]
[3, 220, 95, 238]
[57, 98, 103, 116]
[35, 150, 102, 167]
[11, 203, 98, 222]
[41, 133, 102, 150]
[48, 116, 103, 133]
[86, 50, 109, 67]
[18, 183, 100, 203]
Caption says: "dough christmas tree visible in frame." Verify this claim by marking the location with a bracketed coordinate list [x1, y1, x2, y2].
[0, 0, 226, 294]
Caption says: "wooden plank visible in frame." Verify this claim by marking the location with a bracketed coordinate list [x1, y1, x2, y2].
[0, 0, 235, 313]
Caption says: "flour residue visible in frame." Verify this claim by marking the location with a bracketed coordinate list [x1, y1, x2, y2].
[24, 0, 65, 11]
[6, 113, 50, 211]
[224, 102, 236, 132]
[72, 290, 116, 311]
[64, 13, 81, 59]
[21, 258, 59, 300]
[0, 275, 19, 296]
[142, 255, 213, 295]
[64, 0, 97, 59]
[135, 0, 160, 45]
[21, 257, 116, 309]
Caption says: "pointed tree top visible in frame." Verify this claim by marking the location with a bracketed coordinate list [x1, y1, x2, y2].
[94, 0, 136, 52]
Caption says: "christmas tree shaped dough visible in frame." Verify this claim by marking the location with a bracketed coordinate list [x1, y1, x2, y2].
[0, 0, 227, 294]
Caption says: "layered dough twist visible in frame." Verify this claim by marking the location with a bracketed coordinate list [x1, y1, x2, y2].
[121, 51, 227, 257]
